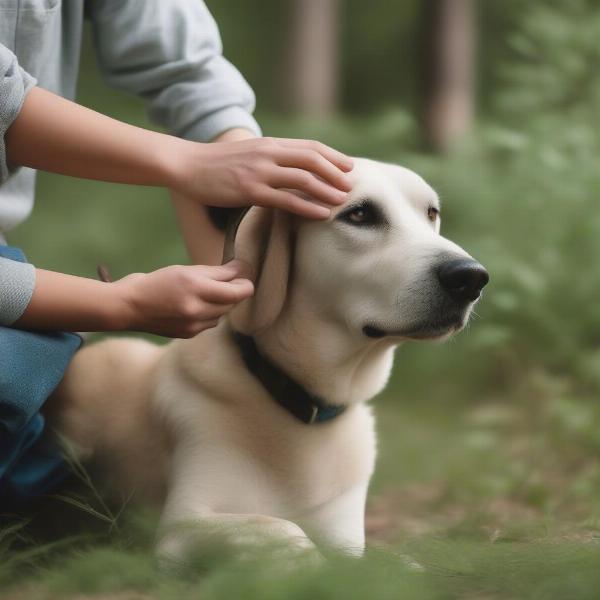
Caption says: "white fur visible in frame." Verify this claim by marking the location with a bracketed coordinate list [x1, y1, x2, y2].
[48, 159, 479, 560]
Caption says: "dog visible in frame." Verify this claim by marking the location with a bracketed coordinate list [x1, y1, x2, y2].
[47, 158, 488, 560]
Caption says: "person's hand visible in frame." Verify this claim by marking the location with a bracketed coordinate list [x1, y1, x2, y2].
[113, 260, 254, 338]
[168, 137, 354, 219]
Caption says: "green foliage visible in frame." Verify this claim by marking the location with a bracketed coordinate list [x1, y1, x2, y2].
[495, 0, 600, 119]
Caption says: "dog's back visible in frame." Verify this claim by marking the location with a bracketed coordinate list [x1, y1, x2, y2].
[47, 337, 170, 504]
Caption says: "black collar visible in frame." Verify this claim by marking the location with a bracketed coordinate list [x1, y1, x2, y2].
[231, 331, 347, 425]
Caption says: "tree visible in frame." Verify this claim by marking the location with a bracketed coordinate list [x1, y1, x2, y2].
[284, 0, 341, 116]
[421, 0, 476, 152]
[496, 0, 600, 121]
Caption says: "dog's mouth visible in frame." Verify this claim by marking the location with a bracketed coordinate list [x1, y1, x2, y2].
[362, 314, 468, 341]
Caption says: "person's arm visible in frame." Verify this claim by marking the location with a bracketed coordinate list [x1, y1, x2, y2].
[171, 127, 256, 265]
[6, 86, 177, 188]
[4, 88, 351, 330]
[6, 86, 352, 220]
[14, 260, 254, 338]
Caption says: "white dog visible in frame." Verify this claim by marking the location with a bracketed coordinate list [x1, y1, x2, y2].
[47, 158, 488, 560]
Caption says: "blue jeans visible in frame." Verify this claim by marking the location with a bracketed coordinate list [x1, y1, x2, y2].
[0, 245, 81, 507]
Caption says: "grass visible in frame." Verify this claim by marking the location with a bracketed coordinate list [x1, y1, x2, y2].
[4, 34, 600, 599]
[3, 392, 600, 599]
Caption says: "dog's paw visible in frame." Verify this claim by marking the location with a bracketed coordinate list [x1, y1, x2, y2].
[231, 517, 324, 570]
[155, 515, 322, 570]
[235, 515, 315, 548]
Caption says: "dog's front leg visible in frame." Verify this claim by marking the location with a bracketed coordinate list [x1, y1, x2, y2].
[299, 482, 369, 557]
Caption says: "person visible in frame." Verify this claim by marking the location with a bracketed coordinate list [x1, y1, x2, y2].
[0, 0, 353, 504]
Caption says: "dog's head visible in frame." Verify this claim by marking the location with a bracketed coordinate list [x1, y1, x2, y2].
[229, 158, 488, 344]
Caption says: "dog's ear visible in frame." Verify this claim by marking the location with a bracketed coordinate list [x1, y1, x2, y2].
[229, 208, 295, 334]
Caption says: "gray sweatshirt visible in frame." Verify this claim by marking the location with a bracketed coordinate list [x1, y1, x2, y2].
[0, 0, 260, 326]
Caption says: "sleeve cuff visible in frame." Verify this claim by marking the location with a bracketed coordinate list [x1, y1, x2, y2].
[0, 257, 36, 326]
[19, 66, 36, 96]
[179, 105, 262, 143]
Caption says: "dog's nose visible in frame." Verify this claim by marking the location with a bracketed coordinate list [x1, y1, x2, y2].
[436, 259, 489, 302]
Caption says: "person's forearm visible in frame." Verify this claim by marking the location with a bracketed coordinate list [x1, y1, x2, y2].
[5, 86, 182, 187]
[170, 127, 256, 265]
[170, 191, 225, 266]
[14, 269, 129, 332]
[14, 261, 254, 338]
[7, 89, 352, 218]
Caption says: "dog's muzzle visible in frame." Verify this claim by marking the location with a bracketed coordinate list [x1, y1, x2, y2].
[363, 258, 489, 340]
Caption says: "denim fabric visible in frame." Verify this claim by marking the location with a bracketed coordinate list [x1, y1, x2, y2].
[0, 245, 81, 506]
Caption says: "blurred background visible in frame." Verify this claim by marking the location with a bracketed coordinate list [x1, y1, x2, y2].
[7, 0, 600, 597]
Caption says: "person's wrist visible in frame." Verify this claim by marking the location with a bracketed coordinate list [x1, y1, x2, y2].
[103, 278, 139, 331]
[211, 128, 256, 143]
[162, 129, 256, 192]
[159, 136, 205, 192]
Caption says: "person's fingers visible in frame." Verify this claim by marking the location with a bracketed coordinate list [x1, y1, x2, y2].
[276, 149, 352, 194]
[272, 167, 347, 207]
[222, 259, 253, 281]
[277, 139, 354, 173]
[188, 260, 247, 282]
[200, 277, 255, 303]
[257, 187, 331, 220]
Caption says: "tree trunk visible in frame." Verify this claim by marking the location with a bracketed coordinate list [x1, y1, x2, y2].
[284, 0, 341, 116]
[421, 0, 476, 152]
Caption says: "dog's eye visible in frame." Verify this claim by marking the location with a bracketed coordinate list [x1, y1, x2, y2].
[348, 208, 370, 223]
[427, 206, 439, 222]
[339, 202, 382, 226]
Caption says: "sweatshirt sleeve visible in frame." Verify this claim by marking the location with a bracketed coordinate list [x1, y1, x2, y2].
[87, 0, 261, 142]
[0, 255, 36, 326]
[0, 44, 37, 185]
